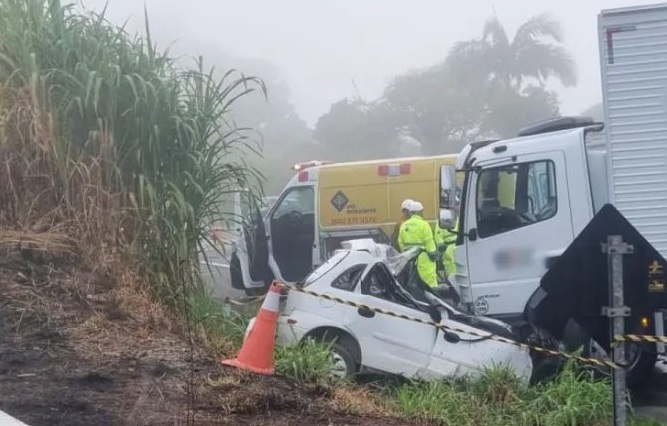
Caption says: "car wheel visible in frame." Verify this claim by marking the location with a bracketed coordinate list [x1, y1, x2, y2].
[330, 341, 358, 378]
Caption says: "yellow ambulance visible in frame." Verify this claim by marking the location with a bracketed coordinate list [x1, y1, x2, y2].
[230, 156, 460, 295]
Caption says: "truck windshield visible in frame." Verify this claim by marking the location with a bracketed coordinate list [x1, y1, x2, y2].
[303, 251, 349, 287]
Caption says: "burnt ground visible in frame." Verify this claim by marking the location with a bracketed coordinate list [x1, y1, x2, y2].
[0, 238, 417, 425]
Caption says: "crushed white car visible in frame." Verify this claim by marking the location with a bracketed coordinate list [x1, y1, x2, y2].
[246, 239, 535, 382]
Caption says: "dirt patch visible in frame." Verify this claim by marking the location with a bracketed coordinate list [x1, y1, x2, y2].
[0, 236, 418, 425]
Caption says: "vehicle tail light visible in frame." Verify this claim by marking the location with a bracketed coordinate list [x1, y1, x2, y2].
[298, 171, 309, 182]
[378, 165, 388, 176]
[400, 163, 411, 174]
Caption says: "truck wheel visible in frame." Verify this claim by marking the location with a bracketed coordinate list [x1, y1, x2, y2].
[562, 321, 657, 388]
[587, 339, 657, 388]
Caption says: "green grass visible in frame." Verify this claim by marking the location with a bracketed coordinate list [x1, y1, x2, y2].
[187, 290, 255, 350]
[391, 362, 663, 426]
[275, 339, 341, 385]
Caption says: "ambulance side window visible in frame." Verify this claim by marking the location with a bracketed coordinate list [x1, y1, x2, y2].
[272, 186, 314, 220]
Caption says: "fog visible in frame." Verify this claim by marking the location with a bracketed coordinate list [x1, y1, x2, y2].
[79, 0, 653, 193]
[80, 0, 649, 121]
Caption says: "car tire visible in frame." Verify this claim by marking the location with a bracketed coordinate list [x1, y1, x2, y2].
[330, 341, 359, 378]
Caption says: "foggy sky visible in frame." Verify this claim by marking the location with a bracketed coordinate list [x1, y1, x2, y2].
[81, 0, 654, 125]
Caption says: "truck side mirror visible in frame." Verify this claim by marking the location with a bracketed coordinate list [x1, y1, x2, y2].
[439, 209, 455, 230]
[440, 165, 457, 209]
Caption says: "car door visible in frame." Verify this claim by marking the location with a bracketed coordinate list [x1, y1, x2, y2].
[465, 151, 575, 317]
[342, 262, 438, 377]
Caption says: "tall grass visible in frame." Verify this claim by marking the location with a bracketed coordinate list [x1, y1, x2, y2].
[393, 362, 660, 425]
[0, 0, 263, 302]
[187, 290, 255, 353]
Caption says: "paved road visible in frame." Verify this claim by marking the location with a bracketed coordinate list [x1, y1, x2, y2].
[199, 240, 246, 301]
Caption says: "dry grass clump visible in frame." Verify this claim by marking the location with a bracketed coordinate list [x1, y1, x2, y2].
[329, 383, 399, 417]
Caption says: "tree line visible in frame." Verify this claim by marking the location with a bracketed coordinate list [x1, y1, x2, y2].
[177, 13, 596, 194]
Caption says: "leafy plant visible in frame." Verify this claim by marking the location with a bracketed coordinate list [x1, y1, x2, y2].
[275, 339, 340, 385]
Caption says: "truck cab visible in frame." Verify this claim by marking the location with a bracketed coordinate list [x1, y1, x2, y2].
[449, 119, 602, 320]
[441, 114, 667, 386]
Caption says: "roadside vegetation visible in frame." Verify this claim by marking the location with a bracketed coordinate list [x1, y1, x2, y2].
[0, 1, 664, 425]
[0, 0, 263, 306]
[205, 310, 660, 425]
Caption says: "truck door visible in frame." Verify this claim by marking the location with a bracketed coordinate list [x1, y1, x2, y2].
[464, 152, 574, 318]
[268, 185, 316, 283]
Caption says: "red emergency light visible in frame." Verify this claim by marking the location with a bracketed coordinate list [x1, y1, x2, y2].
[378, 163, 411, 177]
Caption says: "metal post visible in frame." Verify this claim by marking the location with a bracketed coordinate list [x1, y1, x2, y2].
[603, 235, 633, 426]
[655, 310, 665, 354]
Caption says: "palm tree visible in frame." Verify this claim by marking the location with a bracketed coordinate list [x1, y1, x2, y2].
[448, 13, 577, 91]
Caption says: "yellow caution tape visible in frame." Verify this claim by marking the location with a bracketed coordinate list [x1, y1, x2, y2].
[614, 334, 667, 344]
[281, 284, 621, 370]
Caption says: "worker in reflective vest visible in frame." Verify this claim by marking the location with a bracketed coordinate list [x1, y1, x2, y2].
[398, 201, 438, 288]
[434, 215, 457, 280]
[391, 198, 414, 250]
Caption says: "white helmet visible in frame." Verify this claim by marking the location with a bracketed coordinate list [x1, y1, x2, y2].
[409, 201, 424, 212]
[401, 199, 414, 210]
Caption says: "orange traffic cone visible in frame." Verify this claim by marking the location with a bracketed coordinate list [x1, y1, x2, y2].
[222, 281, 282, 374]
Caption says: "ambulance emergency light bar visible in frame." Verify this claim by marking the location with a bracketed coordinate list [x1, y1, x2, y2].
[292, 160, 332, 171]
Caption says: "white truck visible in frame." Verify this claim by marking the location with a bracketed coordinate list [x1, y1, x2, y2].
[437, 3, 667, 386]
